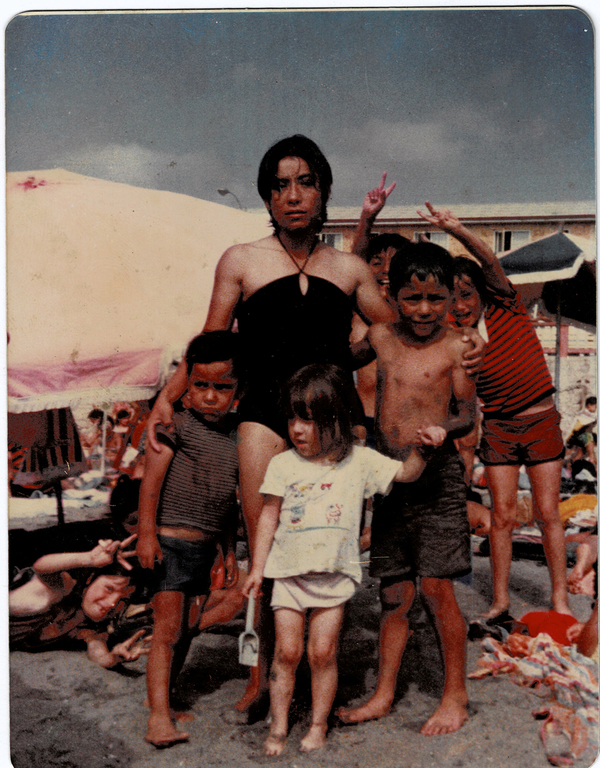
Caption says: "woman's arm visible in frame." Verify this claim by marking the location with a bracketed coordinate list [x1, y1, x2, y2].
[353, 257, 397, 325]
[147, 246, 245, 451]
[202, 246, 245, 332]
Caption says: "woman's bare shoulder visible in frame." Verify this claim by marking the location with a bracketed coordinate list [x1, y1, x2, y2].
[218, 236, 276, 272]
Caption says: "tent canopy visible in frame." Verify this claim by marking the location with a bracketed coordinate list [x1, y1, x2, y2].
[7, 169, 271, 413]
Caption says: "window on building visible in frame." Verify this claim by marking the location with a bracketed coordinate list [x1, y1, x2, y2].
[494, 230, 530, 253]
[320, 232, 343, 250]
[416, 231, 450, 247]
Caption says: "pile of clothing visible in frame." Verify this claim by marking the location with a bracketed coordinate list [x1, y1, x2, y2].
[469, 632, 598, 766]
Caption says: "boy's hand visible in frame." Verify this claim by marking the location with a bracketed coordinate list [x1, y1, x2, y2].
[417, 201, 462, 234]
[224, 550, 239, 589]
[417, 425, 447, 447]
[89, 535, 138, 570]
[111, 629, 153, 663]
[242, 571, 263, 599]
[460, 327, 485, 375]
[147, 398, 175, 453]
[361, 172, 396, 220]
[136, 535, 163, 569]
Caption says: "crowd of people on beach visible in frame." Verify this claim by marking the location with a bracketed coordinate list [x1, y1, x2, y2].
[9, 135, 598, 756]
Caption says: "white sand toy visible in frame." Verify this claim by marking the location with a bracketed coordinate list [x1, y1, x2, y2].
[238, 593, 259, 667]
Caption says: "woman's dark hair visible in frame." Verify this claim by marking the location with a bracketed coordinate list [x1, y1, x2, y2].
[283, 364, 361, 462]
[185, 331, 240, 379]
[366, 233, 412, 264]
[88, 409, 104, 422]
[257, 135, 332, 231]
[388, 240, 455, 298]
[453, 256, 490, 306]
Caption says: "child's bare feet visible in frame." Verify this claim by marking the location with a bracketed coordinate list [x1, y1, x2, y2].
[336, 693, 393, 723]
[264, 731, 287, 756]
[420, 696, 468, 736]
[145, 714, 189, 748]
[299, 723, 328, 752]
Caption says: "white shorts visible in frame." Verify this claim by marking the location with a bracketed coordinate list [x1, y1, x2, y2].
[271, 572, 356, 613]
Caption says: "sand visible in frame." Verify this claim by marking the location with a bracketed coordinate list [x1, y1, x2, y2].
[9, 549, 599, 768]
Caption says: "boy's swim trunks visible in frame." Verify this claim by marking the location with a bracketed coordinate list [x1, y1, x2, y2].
[479, 405, 565, 467]
[153, 534, 217, 596]
[369, 443, 471, 581]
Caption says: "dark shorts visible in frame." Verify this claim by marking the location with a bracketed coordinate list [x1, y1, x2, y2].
[479, 406, 565, 467]
[152, 534, 217, 596]
[369, 443, 471, 581]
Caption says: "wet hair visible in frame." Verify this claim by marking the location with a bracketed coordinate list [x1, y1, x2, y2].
[388, 240, 455, 299]
[366, 233, 412, 264]
[453, 256, 490, 306]
[283, 364, 362, 462]
[185, 331, 240, 379]
[257, 135, 332, 232]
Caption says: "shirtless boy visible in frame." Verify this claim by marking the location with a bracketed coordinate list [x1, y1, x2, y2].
[338, 241, 476, 735]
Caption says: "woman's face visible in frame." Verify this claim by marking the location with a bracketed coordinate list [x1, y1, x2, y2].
[453, 275, 483, 328]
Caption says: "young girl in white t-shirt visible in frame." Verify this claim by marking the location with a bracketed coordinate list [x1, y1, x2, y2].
[243, 363, 443, 756]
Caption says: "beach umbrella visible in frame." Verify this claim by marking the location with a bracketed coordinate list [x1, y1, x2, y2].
[6, 169, 270, 522]
[7, 169, 270, 414]
[499, 231, 596, 407]
[499, 231, 596, 326]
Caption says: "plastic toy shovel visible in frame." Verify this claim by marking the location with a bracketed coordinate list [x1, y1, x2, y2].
[238, 593, 259, 667]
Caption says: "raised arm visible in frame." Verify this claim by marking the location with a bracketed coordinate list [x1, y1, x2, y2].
[33, 535, 138, 577]
[352, 172, 396, 260]
[417, 202, 512, 296]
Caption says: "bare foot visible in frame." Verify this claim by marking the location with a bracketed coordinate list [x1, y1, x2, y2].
[480, 603, 510, 621]
[299, 724, 327, 753]
[172, 710, 194, 723]
[336, 693, 393, 724]
[420, 696, 468, 736]
[142, 698, 193, 723]
[264, 731, 286, 756]
[145, 714, 189, 748]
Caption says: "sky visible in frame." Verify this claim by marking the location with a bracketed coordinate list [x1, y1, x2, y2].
[4, 7, 595, 210]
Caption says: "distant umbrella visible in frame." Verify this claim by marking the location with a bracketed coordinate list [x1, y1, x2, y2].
[500, 231, 596, 326]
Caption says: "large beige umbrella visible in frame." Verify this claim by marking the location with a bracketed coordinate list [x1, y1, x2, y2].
[7, 169, 270, 413]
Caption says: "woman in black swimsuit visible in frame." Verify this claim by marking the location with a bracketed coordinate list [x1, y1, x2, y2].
[147, 135, 395, 712]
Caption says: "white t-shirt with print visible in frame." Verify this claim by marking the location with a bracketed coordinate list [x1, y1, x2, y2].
[260, 445, 401, 583]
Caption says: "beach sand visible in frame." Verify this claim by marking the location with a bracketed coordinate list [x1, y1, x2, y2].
[8, 543, 599, 768]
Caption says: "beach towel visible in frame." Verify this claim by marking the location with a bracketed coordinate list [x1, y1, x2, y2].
[469, 632, 598, 765]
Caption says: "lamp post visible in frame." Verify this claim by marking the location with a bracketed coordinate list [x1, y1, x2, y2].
[217, 188, 245, 211]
